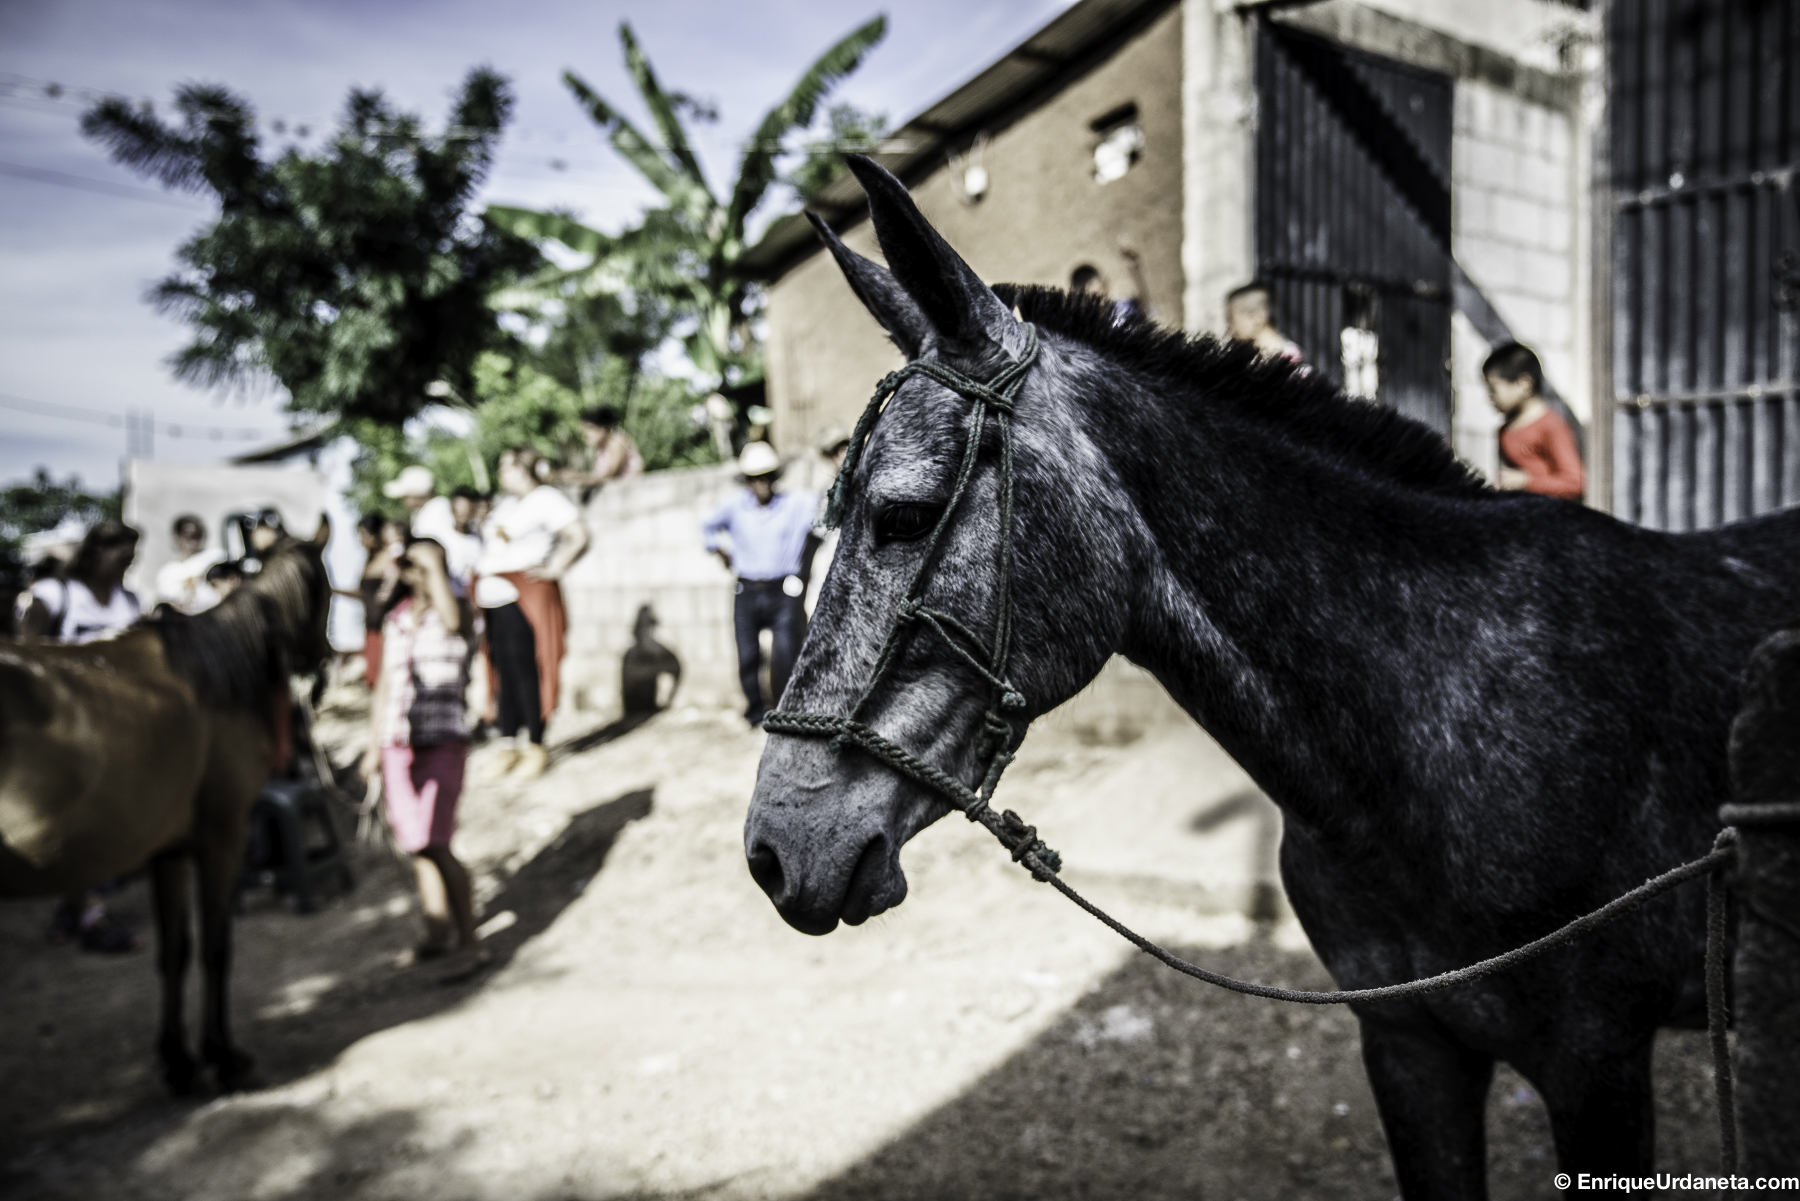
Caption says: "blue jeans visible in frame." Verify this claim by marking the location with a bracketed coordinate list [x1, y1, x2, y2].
[734, 579, 805, 724]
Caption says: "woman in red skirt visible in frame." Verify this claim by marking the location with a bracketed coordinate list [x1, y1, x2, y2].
[360, 537, 489, 981]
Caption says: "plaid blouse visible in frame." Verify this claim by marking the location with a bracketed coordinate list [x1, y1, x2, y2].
[378, 597, 471, 748]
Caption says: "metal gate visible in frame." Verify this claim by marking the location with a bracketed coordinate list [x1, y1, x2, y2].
[1608, 0, 1800, 529]
[1255, 23, 1454, 436]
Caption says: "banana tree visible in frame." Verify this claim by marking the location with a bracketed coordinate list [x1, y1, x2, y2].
[487, 15, 887, 386]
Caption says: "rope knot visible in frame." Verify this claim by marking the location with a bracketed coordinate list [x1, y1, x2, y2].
[1000, 689, 1027, 712]
[996, 808, 1061, 880]
[895, 598, 923, 621]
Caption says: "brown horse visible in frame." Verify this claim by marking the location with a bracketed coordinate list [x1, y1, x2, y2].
[1, 522, 332, 1092]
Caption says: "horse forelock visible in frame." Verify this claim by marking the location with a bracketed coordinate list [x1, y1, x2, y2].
[991, 284, 1491, 500]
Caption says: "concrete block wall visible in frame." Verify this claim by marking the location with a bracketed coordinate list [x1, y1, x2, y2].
[558, 464, 744, 716]
[555, 458, 1190, 741]
[1450, 78, 1581, 480]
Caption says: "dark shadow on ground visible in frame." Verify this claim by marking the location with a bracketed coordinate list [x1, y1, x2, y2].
[551, 713, 654, 764]
[0, 785, 652, 1179]
[795, 937, 1724, 1201]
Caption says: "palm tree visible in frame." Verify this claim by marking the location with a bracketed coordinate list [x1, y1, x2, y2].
[488, 16, 887, 386]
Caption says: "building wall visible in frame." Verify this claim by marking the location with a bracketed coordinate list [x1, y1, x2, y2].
[555, 460, 1188, 739]
[1262, 0, 1595, 485]
[1180, 0, 1255, 335]
[557, 463, 744, 717]
[765, 3, 1186, 450]
[1449, 79, 1583, 477]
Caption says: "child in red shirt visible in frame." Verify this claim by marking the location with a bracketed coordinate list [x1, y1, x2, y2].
[1483, 341, 1585, 501]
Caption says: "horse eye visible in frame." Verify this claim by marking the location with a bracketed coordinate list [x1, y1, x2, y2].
[875, 503, 940, 544]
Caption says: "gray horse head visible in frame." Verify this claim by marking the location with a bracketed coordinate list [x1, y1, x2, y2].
[744, 158, 1132, 934]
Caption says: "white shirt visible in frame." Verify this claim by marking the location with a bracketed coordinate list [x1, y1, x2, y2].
[154, 548, 226, 615]
[410, 495, 482, 598]
[37, 578, 142, 643]
[474, 486, 582, 608]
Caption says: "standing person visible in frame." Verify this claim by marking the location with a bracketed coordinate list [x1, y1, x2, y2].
[13, 557, 64, 633]
[17, 521, 143, 644]
[558, 406, 645, 500]
[153, 514, 224, 615]
[474, 446, 589, 780]
[1484, 341, 1585, 501]
[357, 514, 405, 690]
[357, 538, 487, 982]
[1070, 239, 1152, 323]
[1225, 281, 1303, 362]
[701, 442, 819, 727]
[16, 521, 144, 952]
[386, 466, 481, 596]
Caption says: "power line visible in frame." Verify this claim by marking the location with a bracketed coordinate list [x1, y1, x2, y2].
[0, 158, 205, 208]
[0, 70, 902, 155]
[0, 390, 278, 441]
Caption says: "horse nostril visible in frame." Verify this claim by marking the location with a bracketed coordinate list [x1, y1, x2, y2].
[747, 841, 787, 903]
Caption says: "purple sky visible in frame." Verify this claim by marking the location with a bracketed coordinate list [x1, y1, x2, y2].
[0, 0, 1071, 490]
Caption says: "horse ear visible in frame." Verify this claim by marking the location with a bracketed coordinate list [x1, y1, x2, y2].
[311, 514, 330, 546]
[805, 211, 934, 359]
[843, 155, 1027, 361]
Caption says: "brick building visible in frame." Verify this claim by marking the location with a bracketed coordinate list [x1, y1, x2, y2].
[745, 0, 1601, 492]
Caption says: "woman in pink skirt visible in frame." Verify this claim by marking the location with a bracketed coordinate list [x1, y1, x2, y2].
[359, 537, 488, 981]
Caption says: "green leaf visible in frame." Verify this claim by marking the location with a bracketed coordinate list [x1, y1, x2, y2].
[725, 14, 886, 250]
[485, 205, 613, 258]
[619, 23, 709, 197]
[563, 69, 715, 227]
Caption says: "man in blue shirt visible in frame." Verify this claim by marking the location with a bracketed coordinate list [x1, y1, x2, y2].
[702, 442, 819, 726]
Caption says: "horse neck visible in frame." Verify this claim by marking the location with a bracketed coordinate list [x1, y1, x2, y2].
[220, 556, 309, 660]
[1080, 373, 1504, 825]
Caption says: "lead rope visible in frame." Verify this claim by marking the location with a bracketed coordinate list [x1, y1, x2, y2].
[763, 329, 1741, 1171]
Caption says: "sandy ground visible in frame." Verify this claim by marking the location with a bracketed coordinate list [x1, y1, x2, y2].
[0, 687, 1724, 1200]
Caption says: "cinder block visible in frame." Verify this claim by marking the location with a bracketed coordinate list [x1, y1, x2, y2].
[1490, 194, 1548, 247]
[1453, 186, 1491, 236]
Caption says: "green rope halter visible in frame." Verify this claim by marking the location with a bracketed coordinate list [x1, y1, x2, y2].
[763, 324, 1062, 880]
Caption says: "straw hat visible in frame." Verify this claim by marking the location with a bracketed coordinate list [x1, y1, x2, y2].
[737, 441, 781, 478]
[382, 465, 436, 499]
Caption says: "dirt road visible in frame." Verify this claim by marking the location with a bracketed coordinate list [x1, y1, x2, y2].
[1, 691, 1723, 1199]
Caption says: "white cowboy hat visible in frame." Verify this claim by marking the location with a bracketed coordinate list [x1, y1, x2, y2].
[737, 441, 781, 478]
[382, 465, 436, 499]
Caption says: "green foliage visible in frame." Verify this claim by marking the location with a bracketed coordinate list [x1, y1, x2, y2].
[82, 69, 539, 428]
[785, 103, 890, 202]
[488, 15, 887, 390]
[0, 469, 122, 588]
[342, 420, 414, 521]
[622, 372, 723, 473]
[345, 350, 719, 514]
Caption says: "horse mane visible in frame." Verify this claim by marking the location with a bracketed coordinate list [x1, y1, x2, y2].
[993, 284, 1492, 499]
[148, 536, 324, 712]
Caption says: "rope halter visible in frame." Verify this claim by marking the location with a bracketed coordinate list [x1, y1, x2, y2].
[762, 323, 1062, 881]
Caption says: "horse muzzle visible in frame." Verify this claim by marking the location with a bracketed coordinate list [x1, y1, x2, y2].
[744, 764, 909, 936]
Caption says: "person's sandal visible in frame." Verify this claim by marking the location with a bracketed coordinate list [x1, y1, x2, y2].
[437, 945, 492, 985]
[510, 742, 548, 780]
[473, 746, 521, 783]
[46, 897, 81, 945]
[394, 941, 453, 967]
[78, 911, 142, 954]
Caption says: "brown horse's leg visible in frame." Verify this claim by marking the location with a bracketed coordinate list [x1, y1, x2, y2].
[149, 850, 199, 1095]
[194, 821, 254, 1090]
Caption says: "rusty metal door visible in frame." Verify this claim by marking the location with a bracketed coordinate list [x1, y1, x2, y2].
[1608, 0, 1800, 528]
[1254, 23, 1455, 436]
